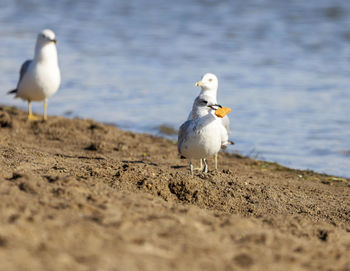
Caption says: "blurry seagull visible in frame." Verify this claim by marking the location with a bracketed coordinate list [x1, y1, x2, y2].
[178, 95, 224, 175]
[7, 29, 61, 120]
[188, 73, 233, 170]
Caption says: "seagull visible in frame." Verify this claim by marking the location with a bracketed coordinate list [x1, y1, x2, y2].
[188, 73, 233, 170]
[7, 29, 61, 121]
[178, 95, 224, 175]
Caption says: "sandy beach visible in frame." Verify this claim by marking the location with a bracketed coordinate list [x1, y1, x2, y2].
[0, 105, 349, 271]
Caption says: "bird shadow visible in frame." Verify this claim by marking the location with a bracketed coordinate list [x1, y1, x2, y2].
[171, 165, 187, 169]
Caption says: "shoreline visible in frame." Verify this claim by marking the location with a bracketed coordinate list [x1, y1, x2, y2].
[0, 105, 349, 271]
[5, 102, 348, 179]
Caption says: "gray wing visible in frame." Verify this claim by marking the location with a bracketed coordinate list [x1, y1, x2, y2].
[177, 120, 192, 154]
[7, 59, 32, 95]
[187, 110, 192, 120]
[17, 60, 32, 86]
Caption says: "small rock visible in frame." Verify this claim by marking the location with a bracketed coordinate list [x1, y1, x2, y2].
[222, 169, 232, 174]
[0, 111, 12, 128]
[85, 142, 103, 151]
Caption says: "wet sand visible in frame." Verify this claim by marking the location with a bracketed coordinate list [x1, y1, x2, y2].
[0, 105, 349, 271]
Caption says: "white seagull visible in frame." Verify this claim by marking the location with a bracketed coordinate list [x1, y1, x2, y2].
[7, 29, 61, 120]
[188, 73, 233, 170]
[178, 95, 224, 175]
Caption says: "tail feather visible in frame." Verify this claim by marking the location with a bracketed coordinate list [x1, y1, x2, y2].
[7, 89, 17, 95]
[221, 140, 235, 149]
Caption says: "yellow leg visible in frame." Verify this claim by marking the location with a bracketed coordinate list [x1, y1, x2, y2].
[215, 153, 218, 170]
[43, 99, 48, 121]
[27, 101, 38, 121]
[194, 159, 204, 171]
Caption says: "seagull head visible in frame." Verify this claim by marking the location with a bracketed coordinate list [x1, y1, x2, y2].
[193, 95, 222, 117]
[195, 73, 218, 91]
[37, 29, 57, 46]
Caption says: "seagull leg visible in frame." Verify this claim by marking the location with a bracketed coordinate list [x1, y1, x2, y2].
[194, 159, 204, 171]
[190, 159, 193, 176]
[27, 101, 38, 121]
[203, 158, 208, 173]
[215, 153, 218, 170]
[43, 99, 48, 121]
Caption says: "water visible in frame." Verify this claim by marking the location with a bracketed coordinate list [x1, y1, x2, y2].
[1, 0, 350, 177]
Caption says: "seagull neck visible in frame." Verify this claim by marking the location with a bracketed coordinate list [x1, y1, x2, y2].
[34, 43, 58, 64]
[200, 88, 218, 100]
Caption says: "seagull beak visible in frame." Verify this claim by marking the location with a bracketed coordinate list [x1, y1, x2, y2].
[51, 39, 57, 44]
[208, 104, 222, 110]
[195, 80, 204, 87]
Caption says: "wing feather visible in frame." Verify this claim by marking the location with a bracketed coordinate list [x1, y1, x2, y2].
[177, 120, 192, 155]
[18, 60, 32, 85]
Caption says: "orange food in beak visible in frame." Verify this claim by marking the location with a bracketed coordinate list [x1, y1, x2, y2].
[215, 107, 231, 118]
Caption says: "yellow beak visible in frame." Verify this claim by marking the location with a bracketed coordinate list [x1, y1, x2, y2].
[195, 81, 204, 87]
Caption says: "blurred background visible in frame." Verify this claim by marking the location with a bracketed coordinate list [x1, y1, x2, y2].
[0, 0, 349, 177]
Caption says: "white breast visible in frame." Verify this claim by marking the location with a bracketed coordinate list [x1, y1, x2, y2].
[180, 119, 222, 159]
[17, 62, 60, 101]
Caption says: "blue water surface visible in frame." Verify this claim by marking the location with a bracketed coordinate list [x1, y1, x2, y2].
[1, 0, 350, 177]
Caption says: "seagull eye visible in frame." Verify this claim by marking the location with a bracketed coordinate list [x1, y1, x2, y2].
[208, 78, 213, 82]
[201, 100, 208, 105]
